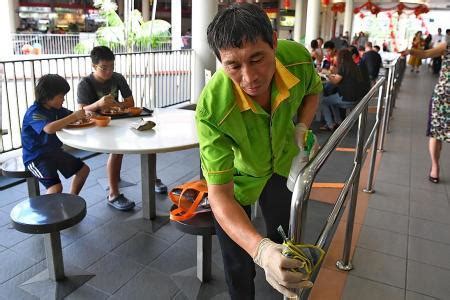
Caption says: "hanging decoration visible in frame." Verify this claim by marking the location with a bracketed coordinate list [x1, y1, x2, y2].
[322, 0, 331, 7]
[283, 0, 291, 9]
[387, 12, 398, 52]
[331, 1, 429, 17]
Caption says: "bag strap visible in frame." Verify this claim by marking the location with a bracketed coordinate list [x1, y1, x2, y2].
[170, 184, 208, 221]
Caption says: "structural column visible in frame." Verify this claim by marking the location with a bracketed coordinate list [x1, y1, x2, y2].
[171, 0, 182, 50]
[293, 0, 307, 43]
[142, 0, 150, 21]
[191, 1, 217, 103]
[343, 0, 354, 39]
[117, 0, 124, 19]
[1, 0, 18, 58]
[304, 0, 321, 49]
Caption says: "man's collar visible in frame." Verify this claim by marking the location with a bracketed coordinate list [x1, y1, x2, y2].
[234, 58, 300, 113]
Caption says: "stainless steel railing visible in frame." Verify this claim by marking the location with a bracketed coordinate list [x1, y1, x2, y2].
[0, 50, 193, 153]
[286, 77, 388, 299]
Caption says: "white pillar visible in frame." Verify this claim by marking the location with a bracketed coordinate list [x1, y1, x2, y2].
[171, 0, 182, 50]
[343, 0, 353, 38]
[142, 0, 149, 21]
[293, 0, 307, 43]
[0, 0, 17, 58]
[191, 1, 217, 103]
[304, 0, 321, 49]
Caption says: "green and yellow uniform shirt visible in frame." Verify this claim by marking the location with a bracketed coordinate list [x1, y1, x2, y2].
[195, 40, 322, 206]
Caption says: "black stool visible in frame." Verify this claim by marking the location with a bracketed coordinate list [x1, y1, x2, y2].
[170, 205, 215, 282]
[1, 156, 40, 197]
[11, 193, 86, 280]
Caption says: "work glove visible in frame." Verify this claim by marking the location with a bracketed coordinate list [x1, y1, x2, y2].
[287, 123, 319, 192]
[253, 238, 313, 298]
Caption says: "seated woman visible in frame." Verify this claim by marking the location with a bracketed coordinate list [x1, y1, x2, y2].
[310, 39, 323, 70]
[319, 49, 370, 130]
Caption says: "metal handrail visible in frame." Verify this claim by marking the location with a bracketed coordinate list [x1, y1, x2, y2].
[286, 77, 386, 299]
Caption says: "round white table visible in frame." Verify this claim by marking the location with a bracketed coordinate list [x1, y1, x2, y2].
[57, 108, 198, 219]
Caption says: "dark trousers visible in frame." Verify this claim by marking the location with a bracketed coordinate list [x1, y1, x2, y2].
[213, 174, 292, 300]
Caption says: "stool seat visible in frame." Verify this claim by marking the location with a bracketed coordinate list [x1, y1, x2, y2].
[1, 156, 32, 178]
[11, 194, 86, 234]
[170, 205, 215, 236]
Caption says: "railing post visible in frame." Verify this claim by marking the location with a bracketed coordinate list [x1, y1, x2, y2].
[363, 84, 384, 194]
[379, 64, 393, 152]
[336, 108, 367, 271]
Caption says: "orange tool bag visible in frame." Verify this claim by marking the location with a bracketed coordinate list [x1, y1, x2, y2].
[169, 180, 211, 221]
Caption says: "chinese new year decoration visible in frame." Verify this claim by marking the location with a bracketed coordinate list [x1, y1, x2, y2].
[323, 1, 429, 18]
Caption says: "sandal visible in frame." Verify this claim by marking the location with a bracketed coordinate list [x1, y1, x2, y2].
[107, 194, 135, 211]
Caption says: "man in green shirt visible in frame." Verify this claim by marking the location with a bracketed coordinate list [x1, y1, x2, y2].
[196, 3, 322, 299]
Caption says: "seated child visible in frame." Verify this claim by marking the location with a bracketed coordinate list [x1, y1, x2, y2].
[21, 74, 90, 195]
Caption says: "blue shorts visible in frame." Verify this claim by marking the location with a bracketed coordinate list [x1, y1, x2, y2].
[26, 150, 85, 189]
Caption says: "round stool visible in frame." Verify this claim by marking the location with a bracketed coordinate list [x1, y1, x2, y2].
[1, 156, 40, 197]
[10, 193, 86, 281]
[170, 205, 215, 282]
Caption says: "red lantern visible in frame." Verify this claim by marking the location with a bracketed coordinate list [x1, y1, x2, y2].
[322, 0, 330, 6]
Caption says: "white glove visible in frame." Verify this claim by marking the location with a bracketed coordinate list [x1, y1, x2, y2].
[253, 238, 313, 298]
[287, 123, 319, 192]
[294, 123, 308, 150]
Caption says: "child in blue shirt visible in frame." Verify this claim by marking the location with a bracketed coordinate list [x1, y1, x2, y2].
[21, 74, 90, 194]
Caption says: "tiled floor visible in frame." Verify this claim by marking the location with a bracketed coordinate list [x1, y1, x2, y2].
[341, 66, 450, 299]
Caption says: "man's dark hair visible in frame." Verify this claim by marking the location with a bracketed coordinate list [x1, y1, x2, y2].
[310, 39, 319, 49]
[35, 74, 70, 104]
[374, 45, 380, 52]
[365, 41, 373, 48]
[317, 37, 324, 43]
[323, 40, 335, 50]
[349, 45, 359, 57]
[207, 3, 273, 61]
[90, 46, 115, 64]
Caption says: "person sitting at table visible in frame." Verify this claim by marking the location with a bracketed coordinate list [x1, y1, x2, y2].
[77, 46, 168, 211]
[21, 74, 90, 195]
[323, 40, 338, 72]
[319, 49, 370, 131]
[310, 39, 323, 69]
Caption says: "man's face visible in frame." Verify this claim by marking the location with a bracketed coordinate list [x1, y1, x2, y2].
[219, 34, 277, 102]
[93, 59, 114, 81]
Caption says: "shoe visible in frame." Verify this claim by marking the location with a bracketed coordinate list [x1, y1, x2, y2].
[155, 178, 168, 194]
[107, 194, 135, 211]
[319, 124, 334, 131]
[428, 176, 439, 184]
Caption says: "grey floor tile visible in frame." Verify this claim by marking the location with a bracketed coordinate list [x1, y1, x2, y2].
[405, 290, 438, 300]
[410, 201, 450, 225]
[409, 217, 450, 245]
[63, 239, 108, 269]
[65, 284, 109, 300]
[376, 165, 410, 186]
[342, 275, 404, 300]
[86, 253, 144, 295]
[78, 184, 109, 208]
[0, 261, 45, 300]
[368, 182, 410, 215]
[149, 244, 196, 275]
[407, 260, 450, 299]
[173, 234, 197, 255]
[363, 208, 409, 234]
[77, 221, 138, 252]
[153, 223, 184, 244]
[410, 172, 447, 194]
[113, 232, 171, 265]
[0, 224, 31, 248]
[0, 188, 27, 208]
[408, 236, 450, 270]
[10, 235, 46, 262]
[110, 267, 179, 299]
[61, 214, 106, 240]
[0, 249, 38, 284]
[410, 187, 449, 207]
[350, 247, 406, 288]
[0, 210, 11, 227]
[357, 225, 407, 257]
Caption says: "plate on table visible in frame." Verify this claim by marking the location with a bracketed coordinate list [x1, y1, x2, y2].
[100, 108, 129, 116]
[66, 119, 95, 128]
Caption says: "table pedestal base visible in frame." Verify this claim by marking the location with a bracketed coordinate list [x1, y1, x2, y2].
[19, 264, 94, 300]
